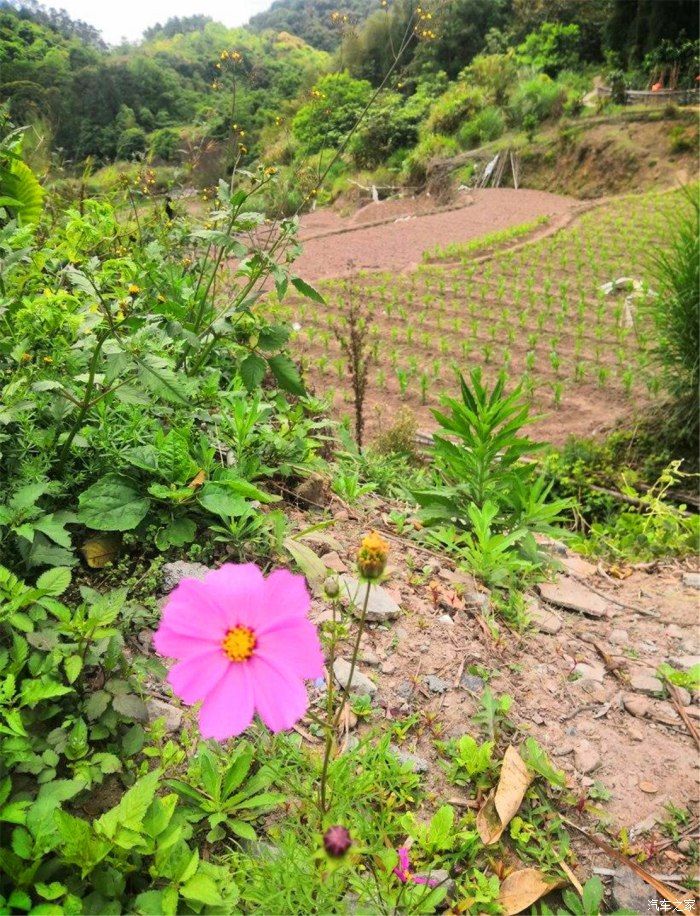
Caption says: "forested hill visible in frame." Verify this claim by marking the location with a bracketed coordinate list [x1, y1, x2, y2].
[248, 0, 377, 51]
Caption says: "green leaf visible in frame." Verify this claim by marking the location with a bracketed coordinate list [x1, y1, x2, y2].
[267, 354, 305, 396]
[35, 883, 66, 901]
[226, 818, 256, 841]
[7, 889, 32, 911]
[180, 873, 223, 906]
[283, 537, 326, 589]
[78, 475, 150, 532]
[32, 513, 73, 548]
[198, 478, 273, 520]
[155, 517, 196, 551]
[240, 354, 267, 391]
[112, 693, 148, 721]
[291, 276, 325, 304]
[36, 567, 72, 597]
[20, 677, 72, 707]
[64, 655, 82, 684]
[96, 768, 160, 840]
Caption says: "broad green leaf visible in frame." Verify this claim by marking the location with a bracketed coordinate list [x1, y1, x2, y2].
[96, 768, 160, 840]
[78, 475, 150, 532]
[180, 873, 223, 906]
[240, 354, 266, 391]
[291, 276, 325, 304]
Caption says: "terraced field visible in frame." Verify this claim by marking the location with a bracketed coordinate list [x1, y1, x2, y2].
[271, 187, 693, 444]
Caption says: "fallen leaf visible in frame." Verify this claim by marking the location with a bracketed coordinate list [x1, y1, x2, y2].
[477, 746, 534, 844]
[80, 534, 122, 568]
[187, 470, 206, 489]
[499, 868, 564, 915]
[638, 780, 658, 794]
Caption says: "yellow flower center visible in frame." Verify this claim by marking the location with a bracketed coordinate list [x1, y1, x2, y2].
[222, 626, 256, 662]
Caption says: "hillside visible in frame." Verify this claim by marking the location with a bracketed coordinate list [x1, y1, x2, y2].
[248, 0, 377, 51]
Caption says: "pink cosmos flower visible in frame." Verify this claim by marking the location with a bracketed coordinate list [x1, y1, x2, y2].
[393, 847, 438, 886]
[153, 563, 324, 740]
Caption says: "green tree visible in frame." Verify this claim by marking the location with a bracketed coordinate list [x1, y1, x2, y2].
[292, 72, 372, 152]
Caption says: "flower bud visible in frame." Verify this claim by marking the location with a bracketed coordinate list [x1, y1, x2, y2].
[357, 531, 389, 581]
[323, 576, 340, 598]
[323, 825, 352, 857]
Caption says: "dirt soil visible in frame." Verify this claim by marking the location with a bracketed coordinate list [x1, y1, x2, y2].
[292, 493, 700, 897]
[292, 188, 578, 280]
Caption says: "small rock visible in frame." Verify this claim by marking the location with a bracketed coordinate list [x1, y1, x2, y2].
[670, 654, 700, 671]
[675, 686, 692, 706]
[629, 814, 657, 839]
[682, 571, 700, 590]
[333, 658, 376, 697]
[547, 540, 568, 556]
[342, 735, 360, 754]
[553, 743, 574, 757]
[463, 591, 489, 610]
[321, 551, 347, 574]
[679, 837, 693, 854]
[460, 674, 485, 693]
[294, 473, 331, 506]
[611, 870, 654, 914]
[629, 672, 664, 695]
[667, 624, 684, 640]
[572, 662, 605, 684]
[146, 698, 182, 732]
[638, 779, 658, 794]
[414, 869, 456, 900]
[161, 560, 209, 593]
[425, 675, 450, 694]
[381, 661, 396, 675]
[529, 603, 563, 635]
[438, 613, 455, 625]
[609, 628, 629, 645]
[623, 694, 650, 718]
[648, 701, 680, 727]
[396, 679, 413, 699]
[360, 650, 380, 666]
[339, 575, 401, 623]
[573, 740, 601, 774]
[389, 745, 429, 773]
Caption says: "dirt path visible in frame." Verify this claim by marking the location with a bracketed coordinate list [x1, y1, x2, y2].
[293, 188, 578, 280]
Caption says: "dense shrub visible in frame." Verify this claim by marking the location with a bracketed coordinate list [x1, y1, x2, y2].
[509, 74, 565, 127]
[116, 126, 147, 160]
[457, 106, 505, 149]
[150, 126, 180, 161]
[425, 84, 486, 135]
[402, 134, 459, 186]
[292, 72, 372, 153]
[463, 52, 518, 107]
[349, 93, 418, 169]
[516, 22, 582, 76]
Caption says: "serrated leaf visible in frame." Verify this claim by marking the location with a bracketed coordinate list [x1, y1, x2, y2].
[36, 567, 72, 597]
[96, 768, 160, 840]
[240, 354, 266, 391]
[291, 276, 325, 304]
[267, 354, 305, 396]
[180, 873, 223, 905]
[112, 693, 148, 721]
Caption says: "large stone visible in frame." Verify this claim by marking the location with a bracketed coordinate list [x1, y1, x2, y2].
[682, 572, 700, 590]
[161, 560, 209, 593]
[538, 578, 609, 618]
[460, 674, 485, 693]
[333, 658, 376, 697]
[339, 575, 401, 622]
[670, 655, 700, 671]
[389, 744, 429, 773]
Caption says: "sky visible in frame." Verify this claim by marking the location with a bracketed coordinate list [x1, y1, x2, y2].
[44, 0, 274, 44]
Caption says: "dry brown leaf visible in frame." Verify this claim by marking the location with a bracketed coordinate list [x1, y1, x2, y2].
[80, 534, 121, 568]
[187, 469, 207, 489]
[477, 746, 533, 844]
[638, 780, 658, 794]
[499, 868, 564, 915]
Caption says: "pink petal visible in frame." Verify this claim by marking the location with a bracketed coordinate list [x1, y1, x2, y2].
[255, 617, 324, 680]
[397, 848, 410, 872]
[201, 563, 266, 628]
[249, 657, 309, 732]
[153, 624, 220, 660]
[258, 568, 311, 628]
[167, 650, 229, 705]
[198, 663, 255, 740]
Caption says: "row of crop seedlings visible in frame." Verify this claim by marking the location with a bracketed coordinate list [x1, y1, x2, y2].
[276, 188, 691, 409]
